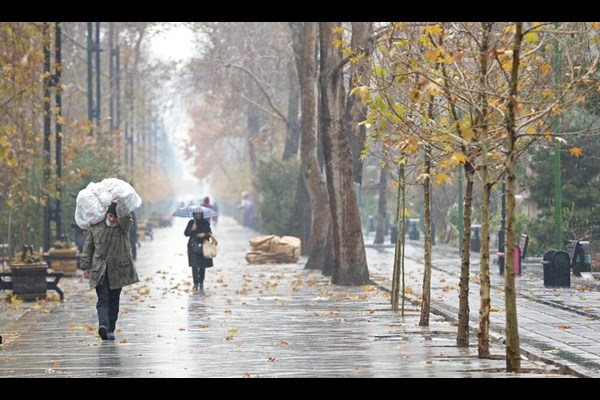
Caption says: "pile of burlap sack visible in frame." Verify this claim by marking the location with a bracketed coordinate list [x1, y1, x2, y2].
[245, 235, 301, 264]
[74, 178, 142, 230]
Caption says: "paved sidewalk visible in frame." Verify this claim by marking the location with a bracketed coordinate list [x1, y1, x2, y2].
[366, 236, 600, 378]
[0, 217, 569, 378]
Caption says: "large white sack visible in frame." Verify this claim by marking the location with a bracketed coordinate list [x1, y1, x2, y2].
[74, 178, 142, 229]
[98, 178, 142, 211]
[74, 188, 106, 230]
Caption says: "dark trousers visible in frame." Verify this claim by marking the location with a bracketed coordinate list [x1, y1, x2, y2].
[95, 272, 122, 333]
[191, 265, 206, 286]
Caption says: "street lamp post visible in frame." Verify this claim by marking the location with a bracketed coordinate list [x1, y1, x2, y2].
[498, 178, 506, 275]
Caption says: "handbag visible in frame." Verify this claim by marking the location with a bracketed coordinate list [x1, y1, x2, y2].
[190, 240, 202, 254]
[202, 238, 217, 259]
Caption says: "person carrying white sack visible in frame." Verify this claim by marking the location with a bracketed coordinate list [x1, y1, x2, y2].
[80, 199, 139, 341]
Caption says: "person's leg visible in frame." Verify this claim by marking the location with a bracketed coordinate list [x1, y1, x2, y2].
[198, 267, 206, 293]
[107, 287, 122, 340]
[191, 265, 199, 289]
[95, 274, 110, 340]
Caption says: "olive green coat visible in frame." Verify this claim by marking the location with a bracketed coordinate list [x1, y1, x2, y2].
[80, 202, 139, 290]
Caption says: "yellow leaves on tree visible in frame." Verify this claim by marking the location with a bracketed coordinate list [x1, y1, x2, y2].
[552, 105, 563, 116]
[424, 24, 443, 38]
[460, 127, 476, 142]
[349, 86, 370, 102]
[541, 88, 554, 99]
[435, 172, 450, 185]
[349, 51, 366, 64]
[540, 63, 552, 76]
[450, 152, 468, 166]
[332, 26, 345, 35]
[424, 48, 441, 64]
[568, 147, 583, 158]
[524, 32, 540, 45]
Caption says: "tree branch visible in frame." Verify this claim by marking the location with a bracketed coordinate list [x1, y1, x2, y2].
[235, 92, 284, 121]
[0, 91, 25, 110]
[223, 63, 288, 122]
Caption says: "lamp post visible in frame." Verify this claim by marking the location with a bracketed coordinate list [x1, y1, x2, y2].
[498, 178, 506, 274]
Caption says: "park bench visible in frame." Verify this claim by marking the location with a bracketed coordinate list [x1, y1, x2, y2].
[0, 270, 64, 301]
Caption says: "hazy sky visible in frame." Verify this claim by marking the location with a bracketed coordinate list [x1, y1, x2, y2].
[149, 24, 207, 195]
[149, 24, 196, 62]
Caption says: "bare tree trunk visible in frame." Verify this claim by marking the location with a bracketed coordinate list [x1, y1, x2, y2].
[319, 22, 368, 285]
[457, 163, 474, 347]
[391, 164, 405, 312]
[477, 22, 493, 359]
[373, 168, 387, 244]
[504, 22, 523, 373]
[283, 60, 300, 161]
[345, 22, 372, 184]
[289, 22, 334, 271]
[479, 179, 492, 356]
[440, 39, 474, 347]
[419, 143, 432, 326]
[289, 173, 312, 256]
[442, 45, 475, 347]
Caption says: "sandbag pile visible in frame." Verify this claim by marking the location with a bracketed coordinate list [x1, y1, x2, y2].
[75, 178, 142, 230]
[245, 235, 301, 264]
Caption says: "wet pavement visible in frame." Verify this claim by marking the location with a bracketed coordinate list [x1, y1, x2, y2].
[0, 217, 580, 378]
[366, 237, 600, 378]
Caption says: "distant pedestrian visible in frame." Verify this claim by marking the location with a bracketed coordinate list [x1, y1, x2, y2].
[184, 210, 218, 294]
[202, 196, 218, 226]
[238, 191, 254, 229]
[81, 199, 139, 341]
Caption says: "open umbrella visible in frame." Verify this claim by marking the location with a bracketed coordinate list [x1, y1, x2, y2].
[172, 204, 218, 219]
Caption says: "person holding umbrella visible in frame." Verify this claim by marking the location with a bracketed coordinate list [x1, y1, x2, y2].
[184, 207, 218, 293]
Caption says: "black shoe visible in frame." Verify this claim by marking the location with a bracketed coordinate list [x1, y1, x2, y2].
[98, 326, 108, 340]
[199, 283, 205, 295]
[107, 332, 116, 341]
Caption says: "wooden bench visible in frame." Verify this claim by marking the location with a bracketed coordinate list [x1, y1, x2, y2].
[0, 271, 64, 301]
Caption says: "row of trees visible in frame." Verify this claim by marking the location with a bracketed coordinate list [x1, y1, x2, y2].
[3, 21, 597, 373]
[0, 22, 181, 254]
[178, 22, 600, 372]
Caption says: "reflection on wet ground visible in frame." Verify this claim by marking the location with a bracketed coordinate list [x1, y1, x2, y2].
[0, 217, 570, 378]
